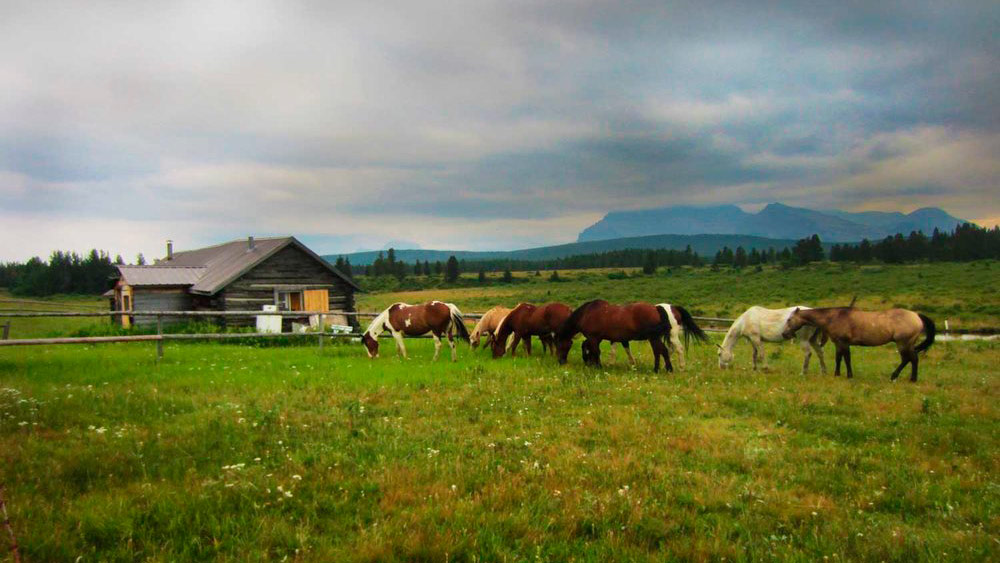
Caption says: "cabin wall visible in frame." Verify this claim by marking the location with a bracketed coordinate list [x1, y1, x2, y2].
[131, 288, 193, 326]
[219, 245, 357, 329]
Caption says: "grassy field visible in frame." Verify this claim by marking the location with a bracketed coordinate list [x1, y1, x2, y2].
[358, 261, 1000, 329]
[0, 263, 998, 561]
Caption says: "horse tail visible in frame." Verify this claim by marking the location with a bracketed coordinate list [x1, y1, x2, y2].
[673, 305, 709, 346]
[558, 300, 598, 340]
[447, 303, 471, 342]
[915, 313, 936, 354]
[650, 304, 673, 340]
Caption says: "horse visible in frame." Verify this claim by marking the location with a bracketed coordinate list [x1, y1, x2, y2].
[491, 302, 572, 358]
[718, 305, 828, 374]
[469, 306, 511, 349]
[654, 302, 709, 369]
[361, 301, 470, 361]
[555, 300, 676, 372]
[782, 307, 935, 381]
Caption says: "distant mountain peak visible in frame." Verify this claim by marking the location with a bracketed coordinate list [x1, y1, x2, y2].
[576, 203, 967, 243]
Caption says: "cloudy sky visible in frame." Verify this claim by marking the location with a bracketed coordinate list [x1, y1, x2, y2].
[1, 0, 997, 261]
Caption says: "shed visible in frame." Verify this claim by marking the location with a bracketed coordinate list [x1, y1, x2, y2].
[109, 236, 360, 330]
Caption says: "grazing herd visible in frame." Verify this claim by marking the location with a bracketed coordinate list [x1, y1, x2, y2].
[362, 300, 936, 381]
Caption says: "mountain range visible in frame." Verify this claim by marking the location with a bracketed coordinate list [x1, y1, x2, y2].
[577, 203, 967, 243]
[327, 233, 831, 266]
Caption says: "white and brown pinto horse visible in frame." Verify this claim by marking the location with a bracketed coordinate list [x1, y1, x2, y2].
[469, 306, 511, 350]
[361, 301, 470, 361]
[782, 307, 935, 381]
[719, 306, 828, 374]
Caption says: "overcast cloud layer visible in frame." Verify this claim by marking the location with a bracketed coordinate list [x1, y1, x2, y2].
[1, 0, 997, 261]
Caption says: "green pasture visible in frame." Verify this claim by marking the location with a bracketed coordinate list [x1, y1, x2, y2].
[1, 261, 998, 561]
[1, 334, 997, 561]
[358, 261, 1000, 329]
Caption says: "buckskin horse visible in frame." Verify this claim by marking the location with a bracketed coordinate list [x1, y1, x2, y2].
[555, 300, 678, 372]
[491, 302, 572, 358]
[469, 306, 511, 350]
[782, 307, 935, 381]
[362, 301, 470, 361]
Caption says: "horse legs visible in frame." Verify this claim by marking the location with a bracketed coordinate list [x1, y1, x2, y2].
[583, 339, 601, 367]
[834, 345, 844, 376]
[448, 330, 457, 362]
[431, 332, 442, 362]
[843, 346, 854, 378]
[909, 350, 919, 382]
[392, 332, 408, 359]
[649, 337, 673, 373]
[668, 330, 686, 370]
[523, 335, 533, 356]
[811, 334, 828, 375]
[622, 341, 637, 367]
[799, 338, 813, 375]
[508, 333, 522, 356]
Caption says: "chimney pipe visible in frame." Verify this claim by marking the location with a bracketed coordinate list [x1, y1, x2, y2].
[248, 236, 255, 251]
[166, 240, 173, 260]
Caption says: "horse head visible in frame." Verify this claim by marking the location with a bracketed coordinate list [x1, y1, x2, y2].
[361, 331, 379, 358]
[781, 308, 806, 340]
[717, 343, 733, 369]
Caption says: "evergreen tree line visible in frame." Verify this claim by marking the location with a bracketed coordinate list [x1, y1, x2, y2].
[0, 250, 124, 296]
[349, 246, 705, 280]
[829, 223, 1000, 263]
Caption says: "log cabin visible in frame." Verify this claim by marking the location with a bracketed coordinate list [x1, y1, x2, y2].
[108, 237, 360, 330]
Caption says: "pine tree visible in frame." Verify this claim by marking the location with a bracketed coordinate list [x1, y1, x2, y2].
[445, 256, 459, 283]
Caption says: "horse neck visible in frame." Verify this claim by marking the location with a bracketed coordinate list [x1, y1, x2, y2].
[365, 307, 393, 338]
[720, 315, 744, 352]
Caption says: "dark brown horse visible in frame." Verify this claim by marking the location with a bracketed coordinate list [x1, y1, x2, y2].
[491, 302, 572, 358]
[361, 301, 470, 361]
[782, 307, 935, 381]
[555, 300, 675, 372]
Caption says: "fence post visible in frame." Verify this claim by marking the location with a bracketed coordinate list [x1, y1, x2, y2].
[318, 314, 325, 352]
[1, 322, 9, 341]
[156, 315, 163, 361]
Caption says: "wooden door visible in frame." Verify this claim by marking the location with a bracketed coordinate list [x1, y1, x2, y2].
[303, 289, 329, 312]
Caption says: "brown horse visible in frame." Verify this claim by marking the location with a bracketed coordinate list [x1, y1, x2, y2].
[491, 302, 572, 358]
[469, 306, 511, 349]
[361, 301, 470, 361]
[782, 307, 935, 381]
[555, 300, 675, 372]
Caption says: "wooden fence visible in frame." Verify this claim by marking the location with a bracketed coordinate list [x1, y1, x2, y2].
[0, 309, 738, 359]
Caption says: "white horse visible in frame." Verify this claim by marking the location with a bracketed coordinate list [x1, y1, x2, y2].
[718, 306, 827, 374]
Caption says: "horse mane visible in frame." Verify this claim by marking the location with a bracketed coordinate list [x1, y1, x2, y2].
[557, 300, 604, 340]
[364, 302, 406, 338]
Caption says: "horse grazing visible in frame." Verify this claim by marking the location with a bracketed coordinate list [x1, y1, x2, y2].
[719, 305, 827, 374]
[361, 301, 470, 361]
[782, 307, 935, 381]
[491, 302, 572, 358]
[469, 306, 511, 349]
[555, 300, 675, 372]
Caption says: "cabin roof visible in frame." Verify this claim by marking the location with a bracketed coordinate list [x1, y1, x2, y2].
[115, 237, 360, 295]
[116, 266, 207, 287]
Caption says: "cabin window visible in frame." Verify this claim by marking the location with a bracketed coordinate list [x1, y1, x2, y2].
[277, 291, 304, 311]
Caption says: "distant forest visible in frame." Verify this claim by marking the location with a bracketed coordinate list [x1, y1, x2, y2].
[1, 224, 997, 297]
[0, 250, 125, 297]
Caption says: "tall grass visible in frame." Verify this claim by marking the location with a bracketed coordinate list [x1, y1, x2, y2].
[1, 337, 997, 561]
